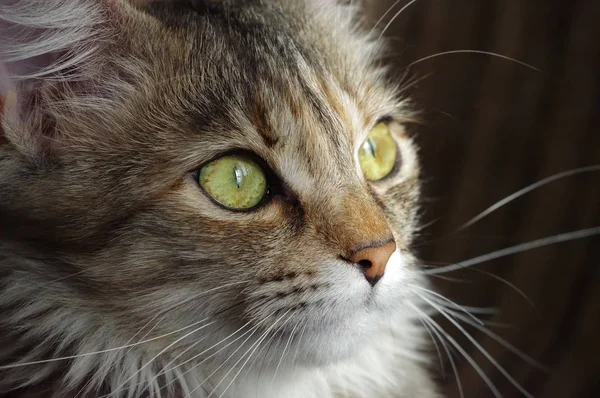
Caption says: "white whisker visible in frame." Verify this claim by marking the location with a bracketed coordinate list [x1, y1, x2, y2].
[378, 0, 420, 40]
[423, 260, 534, 304]
[423, 272, 470, 283]
[105, 320, 218, 398]
[116, 314, 250, 396]
[150, 323, 250, 392]
[458, 165, 600, 230]
[415, 308, 464, 398]
[442, 309, 550, 372]
[421, 296, 534, 398]
[467, 267, 534, 306]
[424, 227, 600, 275]
[428, 304, 506, 327]
[0, 280, 248, 371]
[272, 316, 302, 382]
[446, 305, 497, 315]
[408, 50, 541, 72]
[415, 315, 446, 377]
[289, 317, 310, 369]
[252, 312, 295, 385]
[213, 311, 293, 398]
[74, 312, 168, 398]
[409, 284, 485, 327]
[180, 314, 283, 397]
[368, 0, 403, 36]
[408, 302, 501, 397]
[166, 322, 264, 394]
[0, 316, 213, 371]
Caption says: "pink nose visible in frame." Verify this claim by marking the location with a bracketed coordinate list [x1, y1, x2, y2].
[347, 241, 396, 286]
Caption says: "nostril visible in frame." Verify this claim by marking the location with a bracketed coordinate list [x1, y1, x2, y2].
[346, 240, 396, 287]
[357, 259, 372, 270]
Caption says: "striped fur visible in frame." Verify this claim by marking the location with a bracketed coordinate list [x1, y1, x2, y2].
[0, 1, 438, 397]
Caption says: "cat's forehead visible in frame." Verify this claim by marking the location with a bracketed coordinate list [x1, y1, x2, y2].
[127, 0, 408, 198]
[146, 2, 398, 166]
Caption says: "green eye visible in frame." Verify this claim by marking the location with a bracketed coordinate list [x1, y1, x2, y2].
[198, 155, 268, 210]
[358, 122, 398, 181]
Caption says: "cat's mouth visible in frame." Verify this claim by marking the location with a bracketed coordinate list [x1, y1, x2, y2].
[247, 251, 410, 316]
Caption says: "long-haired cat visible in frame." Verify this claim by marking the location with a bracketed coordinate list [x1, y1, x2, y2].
[0, 0, 439, 397]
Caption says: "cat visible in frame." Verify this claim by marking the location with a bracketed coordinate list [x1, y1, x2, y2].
[0, 0, 440, 397]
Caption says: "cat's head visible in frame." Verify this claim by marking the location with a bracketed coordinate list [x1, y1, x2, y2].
[0, 0, 424, 392]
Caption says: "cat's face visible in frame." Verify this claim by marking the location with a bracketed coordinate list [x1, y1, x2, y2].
[1, 0, 423, 372]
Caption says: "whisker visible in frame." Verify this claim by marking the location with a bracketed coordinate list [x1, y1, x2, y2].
[393, 71, 434, 96]
[416, 310, 463, 398]
[148, 322, 249, 392]
[289, 317, 310, 369]
[430, 304, 507, 327]
[457, 165, 600, 230]
[245, 312, 296, 392]
[415, 315, 447, 377]
[421, 296, 534, 398]
[414, 234, 509, 249]
[408, 50, 541, 72]
[102, 320, 218, 398]
[114, 305, 250, 396]
[424, 226, 600, 275]
[254, 311, 294, 385]
[422, 259, 534, 304]
[408, 302, 501, 397]
[102, 299, 235, 396]
[368, 0, 403, 37]
[409, 284, 485, 327]
[467, 267, 534, 306]
[421, 271, 470, 283]
[0, 315, 215, 370]
[171, 321, 250, 371]
[441, 309, 550, 372]
[378, 0, 421, 40]
[49, 268, 89, 283]
[272, 316, 303, 382]
[74, 312, 169, 397]
[178, 314, 283, 397]
[41, 281, 246, 369]
[213, 311, 293, 398]
[444, 305, 497, 315]
[152, 322, 262, 397]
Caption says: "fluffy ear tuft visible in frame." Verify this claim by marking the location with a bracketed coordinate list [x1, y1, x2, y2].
[0, 0, 124, 157]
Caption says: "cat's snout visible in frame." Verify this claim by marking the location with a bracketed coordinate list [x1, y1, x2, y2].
[347, 241, 396, 287]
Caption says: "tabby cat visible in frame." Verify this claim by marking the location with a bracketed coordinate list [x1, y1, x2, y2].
[0, 0, 439, 397]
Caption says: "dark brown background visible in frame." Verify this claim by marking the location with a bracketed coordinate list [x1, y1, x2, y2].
[373, 1, 600, 397]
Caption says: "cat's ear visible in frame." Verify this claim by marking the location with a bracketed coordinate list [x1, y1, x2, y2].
[0, 0, 130, 158]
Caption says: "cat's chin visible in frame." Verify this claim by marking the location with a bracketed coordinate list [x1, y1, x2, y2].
[290, 323, 377, 366]
[267, 304, 410, 370]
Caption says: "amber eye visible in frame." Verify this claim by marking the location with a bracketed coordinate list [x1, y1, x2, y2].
[358, 123, 398, 181]
[198, 155, 268, 210]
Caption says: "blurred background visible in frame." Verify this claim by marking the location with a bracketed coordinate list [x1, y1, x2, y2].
[371, 1, 600, 397]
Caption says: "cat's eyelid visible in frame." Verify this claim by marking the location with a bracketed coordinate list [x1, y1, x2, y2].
[375, 115, 394, 126]
[357, 116, 394, 147]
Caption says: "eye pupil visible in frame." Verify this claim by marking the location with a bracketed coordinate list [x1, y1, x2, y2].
[364, 138, 376, 158]
[233, 165, 243, 188]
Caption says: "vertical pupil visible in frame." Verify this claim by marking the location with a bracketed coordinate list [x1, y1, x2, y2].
[365, 138, 377, 158]
[233, 165, 243, 188]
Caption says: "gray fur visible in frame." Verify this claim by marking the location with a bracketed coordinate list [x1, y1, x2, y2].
[0, 1, 437, 397]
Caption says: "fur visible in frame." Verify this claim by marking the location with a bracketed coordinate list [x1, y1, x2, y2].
[0, 1, 438, 397]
